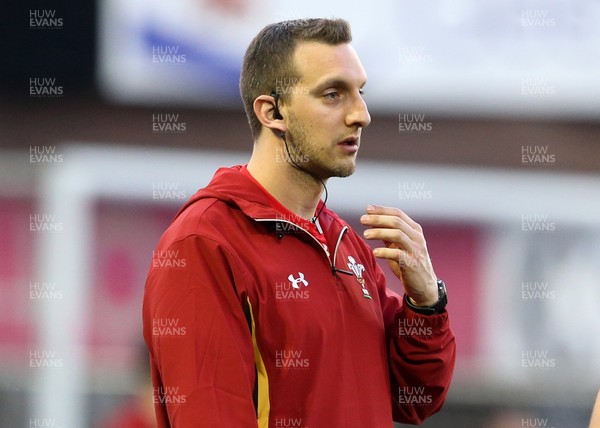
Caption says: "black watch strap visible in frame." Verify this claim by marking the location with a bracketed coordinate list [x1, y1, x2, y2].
[403, 279, 447, 315]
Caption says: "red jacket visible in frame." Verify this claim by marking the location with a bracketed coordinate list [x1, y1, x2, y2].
[143, 165, 456, 427]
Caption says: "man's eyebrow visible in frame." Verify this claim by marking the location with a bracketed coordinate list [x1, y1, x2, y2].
[311, 78, 367, 93]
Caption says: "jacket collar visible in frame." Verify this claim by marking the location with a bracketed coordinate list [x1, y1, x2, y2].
[175, 165, 340, 234]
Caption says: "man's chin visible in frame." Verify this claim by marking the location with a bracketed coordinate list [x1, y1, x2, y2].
[308, 158, 357, 180]
[330, 162, 356, 179]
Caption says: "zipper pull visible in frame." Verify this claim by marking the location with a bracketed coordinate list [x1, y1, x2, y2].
[332, 266, 354, 276]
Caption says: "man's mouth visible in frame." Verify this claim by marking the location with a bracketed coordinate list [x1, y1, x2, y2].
[337, 136, 360, 153]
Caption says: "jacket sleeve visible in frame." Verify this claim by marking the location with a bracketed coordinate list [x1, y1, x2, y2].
[376, 264, 456, 425]
[143, 234, 258, 428]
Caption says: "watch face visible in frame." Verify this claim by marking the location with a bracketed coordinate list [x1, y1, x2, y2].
[437, 279, 447, 298]
[432, 280, 447, 313]
[403, 280, 447, 315]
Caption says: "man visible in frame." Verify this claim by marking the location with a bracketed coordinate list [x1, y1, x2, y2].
[591, 389, 600, 428]
[143, 18, 455, 427]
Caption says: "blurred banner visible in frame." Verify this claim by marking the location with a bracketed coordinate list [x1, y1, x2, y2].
[98, 0, 600, 118]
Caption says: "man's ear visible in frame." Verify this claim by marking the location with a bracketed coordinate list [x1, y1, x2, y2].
[253, 95, 287, 134]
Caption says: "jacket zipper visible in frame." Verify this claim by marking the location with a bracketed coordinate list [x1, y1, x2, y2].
[254, 218, 354, 276]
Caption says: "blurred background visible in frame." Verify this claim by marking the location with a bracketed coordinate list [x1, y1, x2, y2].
[1, 0, 600, 427]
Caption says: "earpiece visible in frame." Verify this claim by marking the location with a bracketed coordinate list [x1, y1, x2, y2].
[268, 93, 328, 222]
[270, 91, 284, 120]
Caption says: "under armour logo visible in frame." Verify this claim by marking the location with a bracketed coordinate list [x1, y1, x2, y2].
[347, 256, 372, 299]
[288, 272, 309, 289]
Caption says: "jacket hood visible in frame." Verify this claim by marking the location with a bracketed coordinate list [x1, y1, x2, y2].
[174, 165, 328, 225]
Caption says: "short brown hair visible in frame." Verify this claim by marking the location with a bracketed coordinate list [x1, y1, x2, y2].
[240, 18, 352, 139]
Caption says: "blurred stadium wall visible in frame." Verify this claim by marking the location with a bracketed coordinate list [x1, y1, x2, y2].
[1, 1, 600, 427]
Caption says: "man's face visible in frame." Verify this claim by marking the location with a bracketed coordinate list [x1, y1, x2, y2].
[283, 41, 371, 180]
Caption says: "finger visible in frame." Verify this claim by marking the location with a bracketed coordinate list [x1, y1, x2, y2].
[371, 247, 415, 267]
[363, 227, 413, 250]
[360, 214, 421, 241]
[372, 246, 432, 270]
[365, 205, 421, 232]
[371, 246, 398, 261]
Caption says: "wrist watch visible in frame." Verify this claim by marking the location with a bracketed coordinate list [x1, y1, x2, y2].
[403, 279, 447, 315]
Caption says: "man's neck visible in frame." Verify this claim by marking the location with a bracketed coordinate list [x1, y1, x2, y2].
[247, 145, 324, 221]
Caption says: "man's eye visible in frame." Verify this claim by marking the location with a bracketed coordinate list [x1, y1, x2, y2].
[359, 89, 365, 96]
[324, 92, 339, 100]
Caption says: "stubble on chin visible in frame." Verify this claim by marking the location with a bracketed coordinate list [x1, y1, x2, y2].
[335, 165, 356, 178]
[286, 116, 358, 179]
